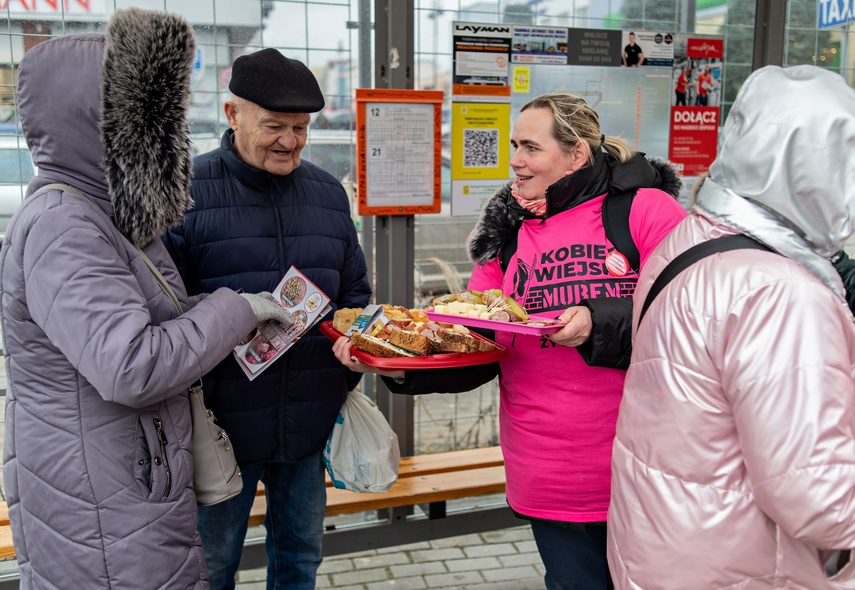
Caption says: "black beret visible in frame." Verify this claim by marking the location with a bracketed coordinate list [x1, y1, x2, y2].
[229, 48, 325, 113]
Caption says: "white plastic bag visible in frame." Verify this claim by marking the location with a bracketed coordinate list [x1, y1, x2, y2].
[323, 390, 401, 493]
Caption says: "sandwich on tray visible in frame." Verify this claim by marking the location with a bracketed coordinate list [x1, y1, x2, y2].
[333, 305, 496, 358]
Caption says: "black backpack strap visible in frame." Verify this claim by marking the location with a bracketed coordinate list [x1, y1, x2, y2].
[603, 190, 639, 273]
[638, 235, 774, 327]
[502, 189, 638, 274]
[500, 231, 519, 273]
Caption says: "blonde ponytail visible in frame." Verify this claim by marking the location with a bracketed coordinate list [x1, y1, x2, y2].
[521, 93, 636, 165]
[601, 135, 633, 163]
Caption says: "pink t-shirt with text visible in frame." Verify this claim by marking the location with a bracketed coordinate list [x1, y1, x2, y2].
[468, 189, 686, 522]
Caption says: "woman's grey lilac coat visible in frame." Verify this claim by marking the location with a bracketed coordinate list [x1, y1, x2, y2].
[0, 9, 258, 589]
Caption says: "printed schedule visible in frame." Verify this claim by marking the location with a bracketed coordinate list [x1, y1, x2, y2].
[365, 102, 434, 203]
[355, 88, 443, 215]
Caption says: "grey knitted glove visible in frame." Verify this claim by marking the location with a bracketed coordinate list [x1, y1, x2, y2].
[240, 292, 292, 325]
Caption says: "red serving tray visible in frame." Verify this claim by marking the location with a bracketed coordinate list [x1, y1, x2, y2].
[424, 310, 565, 336]
[320, 321, 508, 370]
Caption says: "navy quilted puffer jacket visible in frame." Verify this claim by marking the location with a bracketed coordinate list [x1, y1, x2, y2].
[163, 130, 371, 464]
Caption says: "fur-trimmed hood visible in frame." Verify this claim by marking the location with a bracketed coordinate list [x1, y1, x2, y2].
[17, 8, 195, 248]
[467, 155, 681, 266]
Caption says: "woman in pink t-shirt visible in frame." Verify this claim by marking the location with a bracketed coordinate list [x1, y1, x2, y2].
[333, 93, 686, 590]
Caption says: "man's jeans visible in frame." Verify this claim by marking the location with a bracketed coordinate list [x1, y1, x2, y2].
[197, 451, 326, 590]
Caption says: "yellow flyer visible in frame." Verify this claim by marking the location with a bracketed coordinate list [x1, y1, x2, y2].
[450, 102, 511, 181]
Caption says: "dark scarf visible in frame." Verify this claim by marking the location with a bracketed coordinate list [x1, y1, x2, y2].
[545, 151, 612, 218]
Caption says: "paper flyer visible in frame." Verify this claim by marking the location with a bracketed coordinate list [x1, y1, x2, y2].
[233, 266, 331, 381]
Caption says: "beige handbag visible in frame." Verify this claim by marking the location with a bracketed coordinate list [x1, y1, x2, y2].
[137, 248, 243, 506]
[187, 380, 243, 505]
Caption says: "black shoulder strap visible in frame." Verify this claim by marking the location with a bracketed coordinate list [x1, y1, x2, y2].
[500, 231, 519, 273]
[501, 190, 638, 273]
[603, 190, 639, 273]
[638, 235, 774, 327]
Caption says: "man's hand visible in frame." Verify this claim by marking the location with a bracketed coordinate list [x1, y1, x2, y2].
[547, 306, 592, 348]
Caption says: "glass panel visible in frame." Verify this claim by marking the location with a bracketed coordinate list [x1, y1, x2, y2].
[0, 9, 10, 35]
[720, 9, 755, 119]
[837, 26, 855, 87]
[0, 146, 34, 184]
[0, 139, 33, 242]
[785, 0, 842, 76]
[164, 0, 214, 24]
[303, 129, 356, 185]
[305, 47, 351, 109]
[307, 2, 350, 51]
[622, 0, 683, 29]
[263, 1, 308, 48]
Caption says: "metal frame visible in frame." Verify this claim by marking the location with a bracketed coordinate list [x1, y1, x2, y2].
[752, 0, 787, 70]
[372, 0, 417, 461]
[237, 503, 520, 571]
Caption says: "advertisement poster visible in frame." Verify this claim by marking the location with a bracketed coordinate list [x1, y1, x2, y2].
[674, 37, 724, 107]
[450, 102, 511, 181]
[566, 28, 622, 67]
[450, 21, 724, 214]
[451, 180, 507, 217]
[512, 66, 530, 93]
[668, 36, 724, 176]
[668, 106, 719, 176]
[511, 25, 568, 65]
[621, 30, 674, 67]
[510, 65, 671, 158]
[452, 22, 512, 98]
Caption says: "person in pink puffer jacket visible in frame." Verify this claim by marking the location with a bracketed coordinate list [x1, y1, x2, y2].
[608, 65, 855, 589]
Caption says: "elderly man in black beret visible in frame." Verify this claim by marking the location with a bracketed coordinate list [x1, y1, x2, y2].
[163, 48, 371, 590]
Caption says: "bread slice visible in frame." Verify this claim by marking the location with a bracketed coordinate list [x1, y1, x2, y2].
[351, 332, 415, 358]
[430, 339, 469, 354]
[383, 305, 412, 320]
[435, 329, 497, 353]
[333, 308, 363, 333]
[471, 336, 498, 353]
[388, 329, 433, 356]
[437, 329, 470, 346]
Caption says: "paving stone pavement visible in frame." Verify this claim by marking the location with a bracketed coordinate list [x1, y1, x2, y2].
[234, 525, 547, 589]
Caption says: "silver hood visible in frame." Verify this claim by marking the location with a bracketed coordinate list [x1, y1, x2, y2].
[697, 65, 855, 301]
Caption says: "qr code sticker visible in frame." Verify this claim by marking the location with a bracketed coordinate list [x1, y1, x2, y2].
[463, 128, 499, 168]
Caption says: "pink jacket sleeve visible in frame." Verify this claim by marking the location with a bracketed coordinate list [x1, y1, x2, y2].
[721, 276, 855, 549]
[467, 258, 505, 293]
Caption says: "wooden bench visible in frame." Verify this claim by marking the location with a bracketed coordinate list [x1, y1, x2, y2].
[251, 445, 505, 525]
[0, 446, 505, 564]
